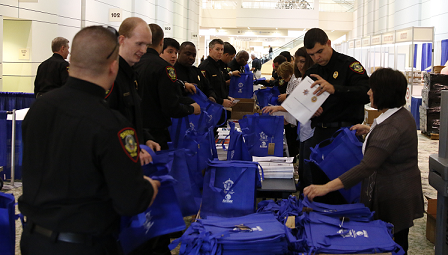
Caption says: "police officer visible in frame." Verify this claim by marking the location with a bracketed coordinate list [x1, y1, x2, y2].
[135, 24, 200, 151]
[174, 41, 217, 102]
[221, 42, 239, 85]
[227, 50, 249, 74]
[199, 39, 234, 108]
[19, 26, 160, 255]
[106, 17, 161, 166]
[304, 28, 370, 204]
[34, 37, 70, 97]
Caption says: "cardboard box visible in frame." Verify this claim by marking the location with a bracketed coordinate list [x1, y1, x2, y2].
[426, 198, 437, 244]
[231, 111, 254, 120]
[364, 105, 381, 125]
[433, 66, 445, 74]
[232, 98, 255, 112]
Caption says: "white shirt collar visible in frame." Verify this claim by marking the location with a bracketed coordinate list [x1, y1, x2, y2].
[374, 107, 402, 125]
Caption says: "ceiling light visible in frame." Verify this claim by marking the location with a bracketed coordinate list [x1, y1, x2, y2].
[248, 27, 250, 29]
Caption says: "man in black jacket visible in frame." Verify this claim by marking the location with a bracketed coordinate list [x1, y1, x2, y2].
[134, 24, 200, 150]
[19, 26, 159, 255]
[106, 17, 161, 165]
[34, 37, 70, 97]
[174, 41, 217, 102]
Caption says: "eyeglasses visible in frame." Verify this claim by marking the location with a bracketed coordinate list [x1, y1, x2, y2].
[106, 26, 119, 59]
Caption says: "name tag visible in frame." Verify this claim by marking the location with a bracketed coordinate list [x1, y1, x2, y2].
[212, 74, 218, 77]
[123, 92, 130, 97]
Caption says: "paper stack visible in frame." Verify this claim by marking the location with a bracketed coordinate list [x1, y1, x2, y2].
[253, 156, 295, 179]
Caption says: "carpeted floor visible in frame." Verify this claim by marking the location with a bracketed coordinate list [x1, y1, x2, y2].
[4, 132, 438, 255]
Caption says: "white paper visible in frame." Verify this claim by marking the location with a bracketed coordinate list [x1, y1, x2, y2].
[253, 156, 294, 163]
[281, 76, 330, 125]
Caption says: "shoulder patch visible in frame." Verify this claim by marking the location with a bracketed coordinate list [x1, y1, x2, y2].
[349, 61, 365, 74]
[105, 82, 115, 99]
[201, 70, 206, 77]
[66, 66, 70, 72]
[166, 66, 177, 82]
[117, 127, 140, 163]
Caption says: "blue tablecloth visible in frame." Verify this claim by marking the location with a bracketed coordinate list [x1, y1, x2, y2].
[0, 111, 23, 180]
[0, 92, 35, 111]
[411, 96, 422, 130]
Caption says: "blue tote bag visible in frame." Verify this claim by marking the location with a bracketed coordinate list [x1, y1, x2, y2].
[224, 121, 251, 161]
[254, 86, 280, 108]
[140, 146, 201, 217]
[0, 192, 15, 255]
[201, 160, 263, 218]
[307, 128, 363, 203]
[188, 85, 225, 128]
[119, 175, 185, 255]
[239, 114, 284, 157]
[229, 72, 254, 98]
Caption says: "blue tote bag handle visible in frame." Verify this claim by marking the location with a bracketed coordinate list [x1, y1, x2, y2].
[208, 167, 248, 195]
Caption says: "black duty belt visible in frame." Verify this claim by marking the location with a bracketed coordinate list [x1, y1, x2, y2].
[30, 223, 98, 245]
[312, 121, 355, 129]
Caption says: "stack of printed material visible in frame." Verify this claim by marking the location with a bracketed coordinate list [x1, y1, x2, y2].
[169, 213, 289, 255]
[253, 156, 294, 179]
[215, 127, 231, 160]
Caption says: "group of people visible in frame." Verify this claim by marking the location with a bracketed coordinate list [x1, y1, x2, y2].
[26, 18, 423, 255]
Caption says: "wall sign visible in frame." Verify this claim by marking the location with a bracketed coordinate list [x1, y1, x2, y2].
[191, 32, 198, 40]
[18, 48, 30, 60]
[164, 24, 173, 37]
[109, 8, 122, 22]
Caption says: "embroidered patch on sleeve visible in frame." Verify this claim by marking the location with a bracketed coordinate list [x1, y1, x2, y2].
[349, 61, 365, 74]
[105, 83, 115, 99]
[117, 127, 140, 163]
[166, 66, 177, 82]
[201, 70, 206, 77]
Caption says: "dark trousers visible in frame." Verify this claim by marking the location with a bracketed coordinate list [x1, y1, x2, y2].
[20, 225, 122, 255]
[298, 138, 313, 192]
[284, 123, 300, 159]
[394, 228, 409, 255]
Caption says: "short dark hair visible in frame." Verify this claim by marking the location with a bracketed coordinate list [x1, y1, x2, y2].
[209, 39, 224, 49]
[224, 42, 236, 55]
[149, 23, 164, 46]
[180, 41, 195, 52]
[370, 68, 407, 110]
[273, 55, 287, 65]
[304, 28, 329, 49]
[294, 47, 314, 78]
[163, 38, 180, 52]
[279, 51, 292, 62]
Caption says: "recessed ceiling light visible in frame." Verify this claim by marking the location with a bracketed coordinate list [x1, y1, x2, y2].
[248, 27, 250, 29]
[276, 28, 278, 30]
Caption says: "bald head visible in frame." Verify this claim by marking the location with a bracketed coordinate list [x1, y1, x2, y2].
[70, 26, 119, 79]
[236, 50, 249, 66]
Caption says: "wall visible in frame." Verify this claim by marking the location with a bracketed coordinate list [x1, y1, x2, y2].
[0, 0, 200, 92]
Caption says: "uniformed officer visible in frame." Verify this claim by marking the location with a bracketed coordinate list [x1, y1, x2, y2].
[198, 39, 234, 108]
[304, 27, 370, 204]
[19, 26, 160, 255]
[221, 42, 240, 85]
[135, 23, 200, 150]
[227, 50, 249, 74]
[174, 41, 217, 102]
[34, 37, 70, 97]
[106, 17, 161, 166]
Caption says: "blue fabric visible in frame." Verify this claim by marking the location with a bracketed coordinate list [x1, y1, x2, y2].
[441, 39, 448, 66]
[169, 213, 288, 255]
[254, 86, 280, 108]
[413, 44, 418, 68]
[0, 112, 7, 180]
[301, 197, 374, 222]
[411, 96, 422, 130]
[421, 43, 433, 72]
[229, 73, 254, 98]
[239, 114, 284, 157]
[301, 212, 404, 255]
[188, 86, 225, 127]
[0, 192, 15, 255]
[140, 146, 201, 216]
[119, 175, 185, 254]
[307, 128, 363, 203]
[225, 122, 251, 161]
[201, 160, 262, 218]
[2, 120, 24, 181]
[0, 92, 35, 111]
